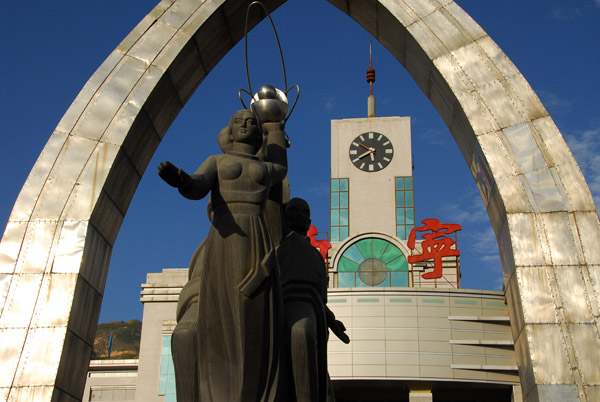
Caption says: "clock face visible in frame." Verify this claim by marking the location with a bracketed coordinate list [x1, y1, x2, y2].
[349, 132, 394, 172]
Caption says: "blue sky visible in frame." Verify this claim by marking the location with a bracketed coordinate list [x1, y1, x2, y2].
[1, 1, 599, 323]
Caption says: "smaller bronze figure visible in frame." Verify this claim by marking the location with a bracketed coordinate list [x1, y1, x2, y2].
[277, 198, 349, 402]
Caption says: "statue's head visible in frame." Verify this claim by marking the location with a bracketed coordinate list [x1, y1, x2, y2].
[217, 110, 262, 154]
[230, 109, 262, 152]
[284, 198, 311, 235]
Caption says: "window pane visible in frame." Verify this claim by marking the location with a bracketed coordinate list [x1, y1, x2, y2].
[166, 371, 176, 394]
[406, 208, 414, 225]
[396, 208, 405, 224]
[331, 193, 339, 208]
[397, 226, 405, 239]
[340, 178, 348, 191]
[340, 192, 348, 208]
[395, 177, 404, 190]
[396, 191, 404, 207]
[331, 179, 339, 192]
[405, 177, 413, 189]
[331, 227, 339, 242]
[405, 191, 413, 207]
[340, 226, 349, 241]
[340, 209, 348, 226]
[331, 209, 339, 226]
[162, 335, 171, 354]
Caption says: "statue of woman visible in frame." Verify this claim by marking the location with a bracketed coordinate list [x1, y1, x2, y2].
[159, 110, 288, 402]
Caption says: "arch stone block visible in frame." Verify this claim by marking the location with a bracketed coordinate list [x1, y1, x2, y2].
[0, 0, 598, 401]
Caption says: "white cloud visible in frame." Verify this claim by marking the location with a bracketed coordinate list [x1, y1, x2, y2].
[323, 96, 336, 111]
[421, 128, 450, 146]
[491, 275, 504, 291]
[550, 6, 584, 21]
[440, 191, 487, 225]
[537, 89, 574, 115]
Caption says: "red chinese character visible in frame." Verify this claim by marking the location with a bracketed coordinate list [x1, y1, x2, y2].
[307, 225, 332, 261]
[407, 219, 462, 279]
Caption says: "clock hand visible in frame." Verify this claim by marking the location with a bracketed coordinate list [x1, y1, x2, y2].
[358, 142, 373, 152]
[358, 150, 372, 159]
[370, 152, 375, 161]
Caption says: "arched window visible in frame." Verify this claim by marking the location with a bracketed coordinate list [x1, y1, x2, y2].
[337, 238, 408, 287]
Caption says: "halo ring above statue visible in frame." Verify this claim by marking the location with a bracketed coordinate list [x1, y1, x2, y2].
[238, 1, 300, 129]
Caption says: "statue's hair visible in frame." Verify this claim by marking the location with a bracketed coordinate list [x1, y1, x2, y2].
[217, 126, 232, 152]
[228, 109, 253, 129]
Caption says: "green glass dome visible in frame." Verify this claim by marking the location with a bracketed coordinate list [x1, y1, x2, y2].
[337, 238, 408, 287]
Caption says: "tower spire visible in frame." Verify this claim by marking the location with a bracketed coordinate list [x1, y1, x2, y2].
[366, 40, 376, 117]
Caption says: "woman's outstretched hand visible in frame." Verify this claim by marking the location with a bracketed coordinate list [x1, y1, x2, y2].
[158, 161, 191, 189]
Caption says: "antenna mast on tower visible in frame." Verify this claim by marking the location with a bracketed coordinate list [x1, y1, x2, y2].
[367, 40, 376, 118]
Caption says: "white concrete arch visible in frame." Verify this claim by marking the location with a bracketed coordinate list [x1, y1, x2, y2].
[0, 0, 598, 401]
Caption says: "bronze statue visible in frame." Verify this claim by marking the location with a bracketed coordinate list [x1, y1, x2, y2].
[277, 198, 349, 402]
[159, 109, 288, 402]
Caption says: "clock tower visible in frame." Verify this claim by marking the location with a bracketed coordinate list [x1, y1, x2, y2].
[329, 44, 417, 288]
[330, 116, 413, 239]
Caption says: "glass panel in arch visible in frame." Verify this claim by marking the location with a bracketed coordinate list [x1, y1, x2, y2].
[356, 276, 370, 287]
[381, 243, 403, 263]
[375, 274, 390, 287]
[387, 255, 409, 271]
[341, 245, 364, 265]
[391, 272, 408, 287]
[338, 272, 355, 287]
[356, 272, 390, 287]
[356, 238, 373, 259]
[338, 256, 359, 272]
[372, 238, 389, 259]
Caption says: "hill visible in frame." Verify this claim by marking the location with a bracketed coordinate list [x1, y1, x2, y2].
[92, 320, 142, 359]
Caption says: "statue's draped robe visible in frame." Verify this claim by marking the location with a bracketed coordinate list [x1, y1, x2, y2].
[182, 152, 286, 402]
